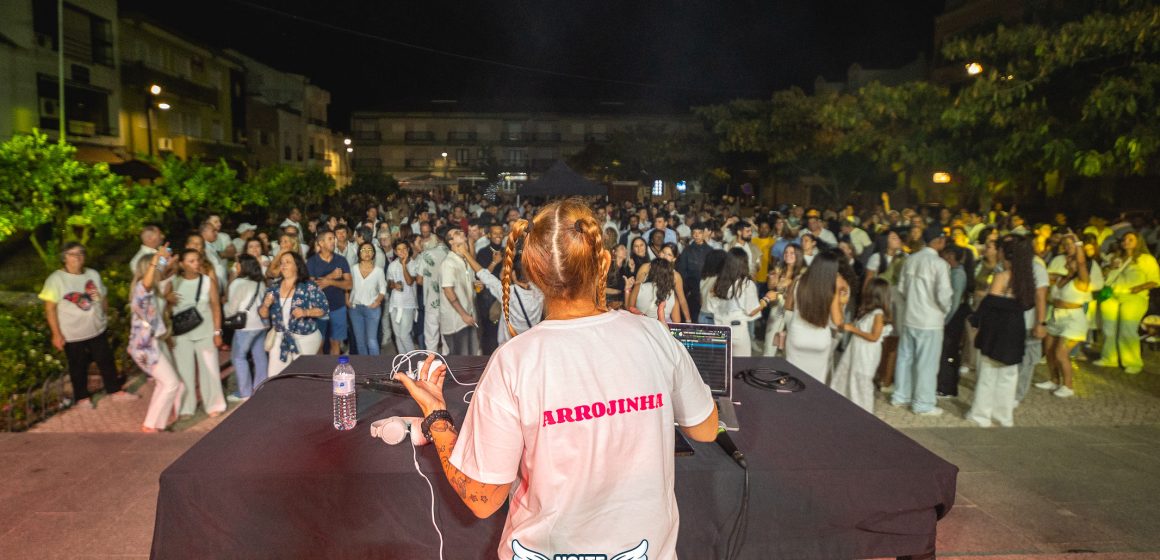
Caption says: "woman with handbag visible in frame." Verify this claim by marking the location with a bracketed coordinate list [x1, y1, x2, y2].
[130, 246, 184, 432]
[260, 250, 329, 377]
[166, 248, 226, 418]
[452, 241, 544, 347]
[225, 255, 268, 401]
[1095, 232, 1159, 374]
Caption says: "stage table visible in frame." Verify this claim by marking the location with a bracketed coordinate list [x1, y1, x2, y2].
[152, 355, 957, 559]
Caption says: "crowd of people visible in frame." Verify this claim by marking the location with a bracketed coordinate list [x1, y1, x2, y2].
[39, 192, 1160, 432]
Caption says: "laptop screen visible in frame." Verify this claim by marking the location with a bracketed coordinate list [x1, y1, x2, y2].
[668, 323, 731, 397]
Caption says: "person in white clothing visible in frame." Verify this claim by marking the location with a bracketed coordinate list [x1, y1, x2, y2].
[453, 243, 545, 346]
[348, 242, 388, 356]
[129, 225, 165, 275]
[225, 255, 268, 400]
[386, 239, 420, 353]
[891, 226, 953, 416]
[785, 250, 849, 382]
[705, 248, 777, 357]
[392, 199, 718, 560]
[166, 249, 226, 417]
[415, 233, 450, 352]
[830, 279, 892, 413]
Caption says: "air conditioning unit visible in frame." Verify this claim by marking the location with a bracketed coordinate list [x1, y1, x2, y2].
[158, 137, 174, 152]
[39, 98, 59, 118]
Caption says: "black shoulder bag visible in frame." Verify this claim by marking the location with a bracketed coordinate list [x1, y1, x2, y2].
[171, 275, 205, 336]
[223, 280, 262, 330]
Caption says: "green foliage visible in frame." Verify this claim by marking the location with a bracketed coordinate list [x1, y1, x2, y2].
[155, 155, 257, 227]
[345, 170, 399, 199]
[0, 130, 166, 270]
[249, 165, 335, 216]
[569, 122, 721, 190]
[0, 304, 65, 403]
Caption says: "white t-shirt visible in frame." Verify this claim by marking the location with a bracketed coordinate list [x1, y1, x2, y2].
[350, 265, 388, 307]
[387, 260, 419, 310]
[39, 268, 108, 342]
[225, 278, 266, 330]
[450, 310, 715, 560]
[439, 252, 475, 334]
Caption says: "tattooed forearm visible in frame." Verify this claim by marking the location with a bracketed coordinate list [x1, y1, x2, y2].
[427, 419, 512, 518]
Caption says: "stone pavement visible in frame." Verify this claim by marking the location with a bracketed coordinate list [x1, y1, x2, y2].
[0, 351, 1157, 559]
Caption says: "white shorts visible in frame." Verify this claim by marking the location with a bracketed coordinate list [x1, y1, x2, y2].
[1046, 306, 1087, 341]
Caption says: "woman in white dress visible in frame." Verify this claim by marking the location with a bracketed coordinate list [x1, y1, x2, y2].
[1041, 234, 1101, 397]
[830, 278, 893, 412]
[785, 250, 849, 383]
[705, 248, 777, 357]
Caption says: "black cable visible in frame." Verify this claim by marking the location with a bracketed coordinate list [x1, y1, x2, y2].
[736, 367, 805, 393]
[724, 467, 749, 560]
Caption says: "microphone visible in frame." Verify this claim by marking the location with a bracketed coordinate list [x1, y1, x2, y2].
[716, 425, 747, 470]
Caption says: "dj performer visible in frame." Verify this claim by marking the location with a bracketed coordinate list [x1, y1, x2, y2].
[395, 199, 719, 560]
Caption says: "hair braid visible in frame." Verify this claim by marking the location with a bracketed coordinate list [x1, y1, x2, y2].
[574, 215, 608, 311]
[502, 218, 530, 338]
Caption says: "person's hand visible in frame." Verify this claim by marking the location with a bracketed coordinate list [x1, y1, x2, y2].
[213, 335, 224, 350]
[461, 312, 477, 327]
[165, 290, 180, 305]
[393, 354, 448, 418]
[330, 268, 343, 279]
[1032, 324, 1046, 339]
[52, 332, 65, 352]
[764, 290, 777, 301]
[292, 308, 306, 319]
[370, 299, 381, 309]
[624, 276, 634, 293]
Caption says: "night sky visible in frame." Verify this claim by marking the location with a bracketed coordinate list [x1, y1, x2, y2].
[120, 0, 945, 126]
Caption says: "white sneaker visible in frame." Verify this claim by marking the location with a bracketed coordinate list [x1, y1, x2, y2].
[1053, 386, 1075, 398]
[1034, 380, 1059, 391]
[915, 407, 945, 417]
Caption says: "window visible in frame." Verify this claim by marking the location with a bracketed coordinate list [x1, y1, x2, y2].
[90, 17, 114, 67]
[456, 148, 470, 165]
[284, 145, 292, 160]
[652, 180, 664, 197]
[212, 120, 223, 142]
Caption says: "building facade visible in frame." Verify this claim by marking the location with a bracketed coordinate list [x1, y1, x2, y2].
[228, 49, 350, 186]
[117, 16, 245, 163]
[348, 108, 690, 183]
[0, 0, 123, 161]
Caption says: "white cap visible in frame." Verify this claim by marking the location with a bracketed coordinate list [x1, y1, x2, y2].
[236, 223, 257, 234]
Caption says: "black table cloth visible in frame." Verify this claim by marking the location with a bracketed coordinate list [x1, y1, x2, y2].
[152, 355, 957, 559]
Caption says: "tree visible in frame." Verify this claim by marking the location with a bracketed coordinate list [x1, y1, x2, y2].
[250, 165, 336, 218]
[0, 131, 166, 269]
[155, 155, 259, 229]
[940, 0, 1160, 205]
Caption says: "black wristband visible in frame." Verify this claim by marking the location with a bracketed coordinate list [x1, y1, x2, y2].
[421, 409, 455, 442]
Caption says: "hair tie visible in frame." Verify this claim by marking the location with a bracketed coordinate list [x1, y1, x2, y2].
[524, 220, 533, 234]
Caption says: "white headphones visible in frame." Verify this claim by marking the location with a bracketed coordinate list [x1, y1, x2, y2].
[370, 416, 429, 446]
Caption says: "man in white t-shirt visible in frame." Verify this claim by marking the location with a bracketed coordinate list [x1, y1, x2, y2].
[415, 233, 449, 352]
[41, 242, 137, 406]
[129, 225, 165, 274]
[206, 214, 235, 260]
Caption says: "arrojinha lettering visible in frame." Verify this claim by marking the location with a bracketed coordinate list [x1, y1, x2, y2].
[541, 393, 665, 427]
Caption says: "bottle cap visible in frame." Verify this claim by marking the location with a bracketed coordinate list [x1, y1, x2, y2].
[338, 356, 350, 364]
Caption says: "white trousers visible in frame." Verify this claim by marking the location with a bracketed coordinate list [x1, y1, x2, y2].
[390, 307, 417, 354]
[143, 349, 184, 430]
[172, 335, 225, 416]
[423, 305, 443, 353]
[267, 330, 323, 377]
[968, 355, 1018, 427]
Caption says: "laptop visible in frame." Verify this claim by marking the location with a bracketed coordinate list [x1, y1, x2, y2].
[668, 323, 739, 431]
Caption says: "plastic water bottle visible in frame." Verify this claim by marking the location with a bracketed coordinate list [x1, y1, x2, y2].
[332, 356, 357, 430]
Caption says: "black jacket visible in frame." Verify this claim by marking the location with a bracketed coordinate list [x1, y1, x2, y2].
[969, 295, 1028, 365]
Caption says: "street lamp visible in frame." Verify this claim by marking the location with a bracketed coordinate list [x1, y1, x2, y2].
[343, 138, 352, 146]
[965, 62, 983, 76]
[145, 84, 164, 157]
[932, 172, 952, 184]
[346, 147, 353, 153]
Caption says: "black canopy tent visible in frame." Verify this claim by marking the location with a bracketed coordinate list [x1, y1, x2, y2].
[519, 160, 606, 198]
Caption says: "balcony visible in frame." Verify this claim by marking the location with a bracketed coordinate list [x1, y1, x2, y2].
[500, 132, 532, 144]
[353, 130, 382, 143]
[352, 158, 382, 172]
[533, 132, 561, 143]
[307, 117, 328, 128]
[121, 62, 219, 107]
[585, 133, 611, 143]
[447, 131, 477, 143]
[405, 158, 433, 169]
[404, 131, 435, 144]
